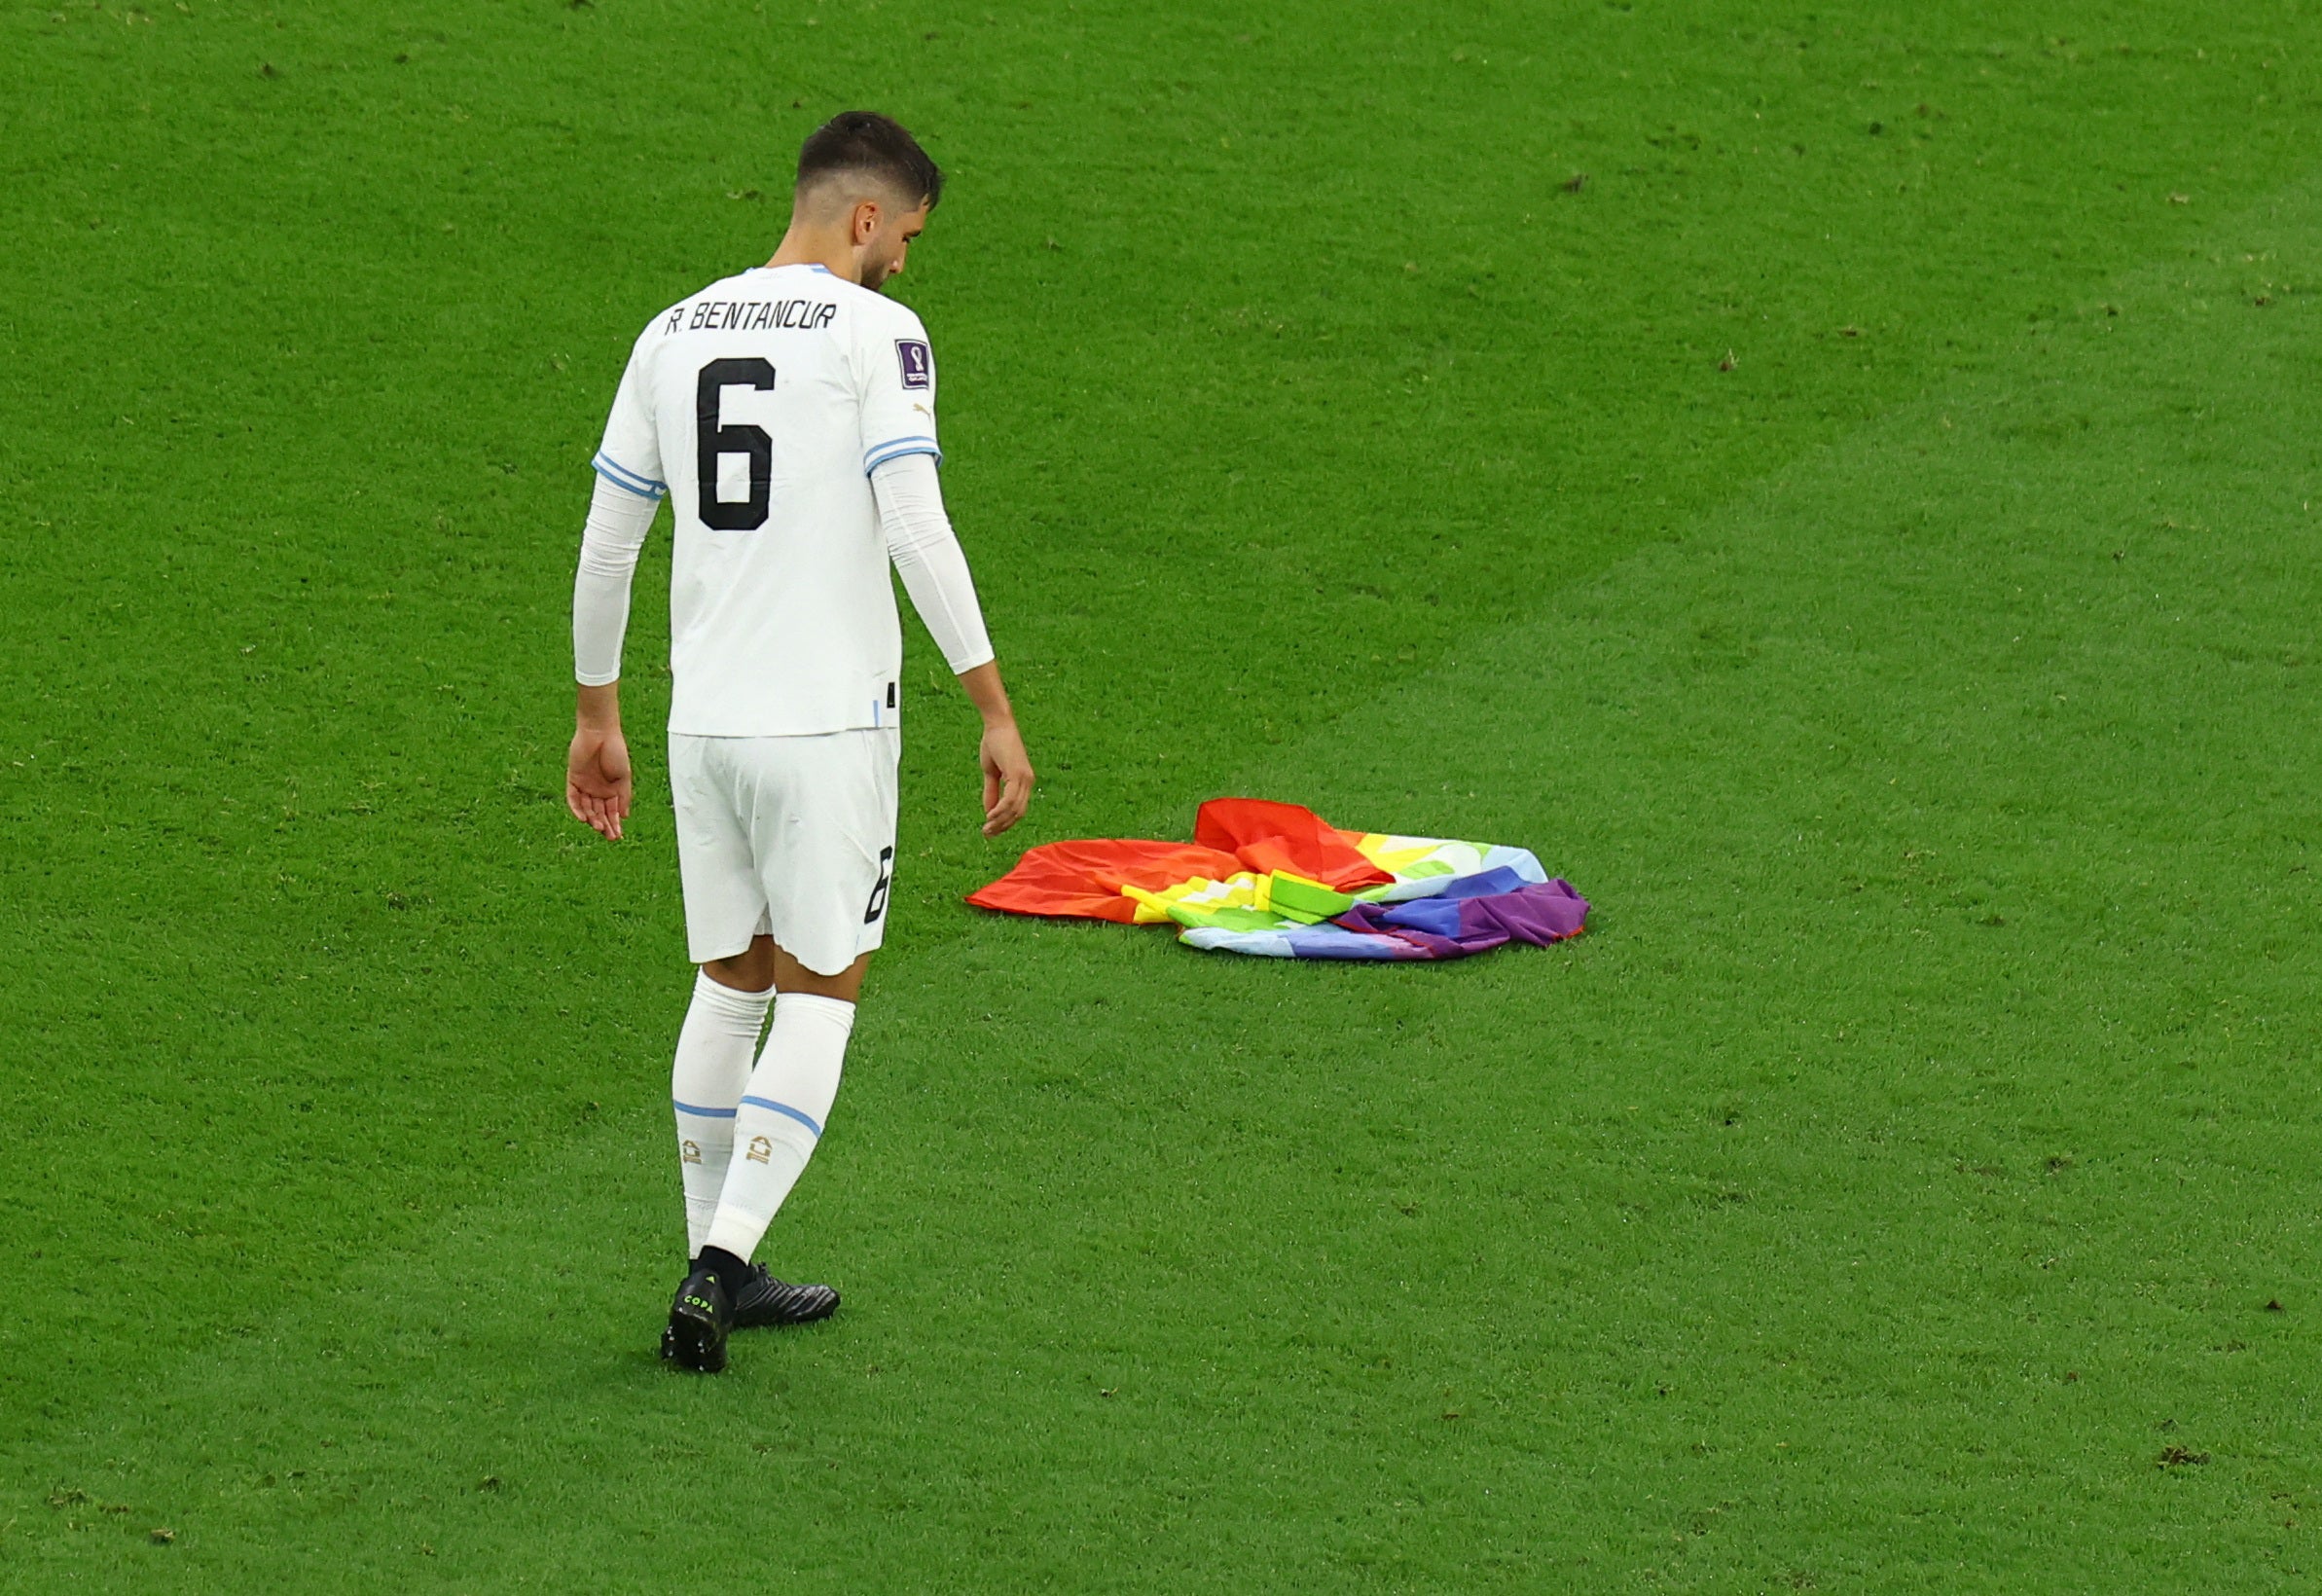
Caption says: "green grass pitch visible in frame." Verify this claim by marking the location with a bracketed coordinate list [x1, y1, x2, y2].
[5, 0, 2322, 1586]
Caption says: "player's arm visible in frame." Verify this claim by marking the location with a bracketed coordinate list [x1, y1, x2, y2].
[872, 453, 1034, 837]
[957, 659, 1034, 839]
[567, 472, 660, 840]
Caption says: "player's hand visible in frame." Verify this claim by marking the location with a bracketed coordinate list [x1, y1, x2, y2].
[566, 719, 634, 841]
[978, 720, 1034, 838]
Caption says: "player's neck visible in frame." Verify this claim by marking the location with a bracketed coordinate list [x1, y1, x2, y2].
[768, 226, 859, 282]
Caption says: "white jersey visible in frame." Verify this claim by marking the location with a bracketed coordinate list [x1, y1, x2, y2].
[592, 262, 942, 737]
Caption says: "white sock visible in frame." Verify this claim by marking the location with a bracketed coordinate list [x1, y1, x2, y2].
[671, 971, 774, 1255]
[702, 992, 853, 1262]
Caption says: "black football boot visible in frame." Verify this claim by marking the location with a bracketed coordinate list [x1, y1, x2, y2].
[730, 1263, 841, 1329]
[661, 1265, 733, 1372]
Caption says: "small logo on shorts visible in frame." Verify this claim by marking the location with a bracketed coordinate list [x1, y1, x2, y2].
[895, 339, 931, 389]
[745, 1135, 774, 1165]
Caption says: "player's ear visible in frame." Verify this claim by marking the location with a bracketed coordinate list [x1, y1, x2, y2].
[853, 200, 882, 245]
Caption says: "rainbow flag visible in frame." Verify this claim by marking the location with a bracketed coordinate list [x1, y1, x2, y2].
[967, 798, 1588, 961]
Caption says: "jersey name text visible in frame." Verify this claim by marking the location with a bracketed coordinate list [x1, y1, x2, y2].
[669, 298, 839, 335]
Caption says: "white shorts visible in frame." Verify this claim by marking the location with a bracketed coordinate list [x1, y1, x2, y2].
[667, 729, 901, 976]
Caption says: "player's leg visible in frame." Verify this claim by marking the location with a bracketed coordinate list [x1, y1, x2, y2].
[693, 730, 899, 1326]
[666, 737, 780, 1251]
[671, 965, 771, 1252]
[661, 736, 780, 1371]
[701, 946, 867, 1249]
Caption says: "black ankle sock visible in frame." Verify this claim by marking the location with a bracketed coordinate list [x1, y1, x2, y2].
[694, 1246, 750, 1300]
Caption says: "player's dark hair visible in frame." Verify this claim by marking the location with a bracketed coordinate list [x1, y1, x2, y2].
[796, 111, 943, 209]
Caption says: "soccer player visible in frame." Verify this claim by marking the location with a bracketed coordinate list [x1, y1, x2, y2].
[562, 111, 1034, 1373]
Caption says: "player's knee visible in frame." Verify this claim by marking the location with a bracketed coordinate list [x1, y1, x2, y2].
[703, 935, 779, 993]
[774, 947, 872, 1003]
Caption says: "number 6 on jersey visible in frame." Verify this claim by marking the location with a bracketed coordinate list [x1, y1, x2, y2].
[696, 357, 776, 530]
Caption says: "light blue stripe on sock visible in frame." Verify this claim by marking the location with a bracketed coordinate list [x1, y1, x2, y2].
[672, 1099, 739, 1119]
[741, 1096, 823, 1138]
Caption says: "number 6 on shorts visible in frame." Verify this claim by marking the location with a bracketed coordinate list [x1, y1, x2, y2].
[863, 847, 894, 925]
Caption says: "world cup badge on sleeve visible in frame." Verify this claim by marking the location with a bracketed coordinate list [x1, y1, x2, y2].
[895, 339, 932, 389]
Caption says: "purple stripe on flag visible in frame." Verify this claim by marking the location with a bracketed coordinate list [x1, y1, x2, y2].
[1329, 878, 1589, 960]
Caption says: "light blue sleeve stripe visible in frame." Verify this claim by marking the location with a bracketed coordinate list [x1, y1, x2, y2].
[863, 440, 942, 475]
[672, 1099, 739, 1119]
[593, 464, 665, 501]
[741, 1096, 824, 1138]
[593, 453, 668, 495]
[863, 434, 939, 461]
[592, 453, 668, 497]
[594, 451, 666, 491]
